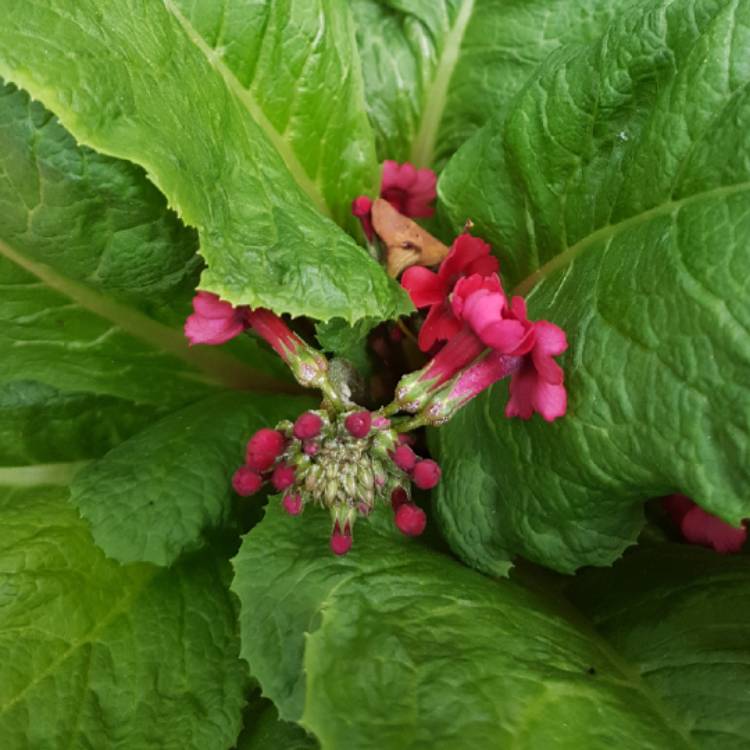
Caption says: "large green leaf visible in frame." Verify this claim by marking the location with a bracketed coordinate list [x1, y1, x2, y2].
[568, 544, 750, 750]
[0, 483, 247, 749]
[231, 504, 715, 748]
[433, 0, 750, 574]
[0, 1, 410, 323]
[0, 380, 165, 467]
[0, 81, 290, 409]
[171, 0, 378, 229]
[71, 391, 313, 566]
[351, 0, 636, 167]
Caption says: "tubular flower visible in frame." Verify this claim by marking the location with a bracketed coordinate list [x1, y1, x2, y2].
[663, 494, 747, 554]
[233, 409, 441, 554]
[401, 233, 499, 351]
[380, 160, 437, 218]
[184, 292, 249, 345]
[352, 160, 437, 239]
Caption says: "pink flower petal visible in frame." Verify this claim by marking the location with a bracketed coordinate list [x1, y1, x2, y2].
[401, 266, 446, 308]
[184, 312, 246, 345]
[681, 505, 747, 554]
[417, 302, 462, 352]
[531, 379, 568, 422]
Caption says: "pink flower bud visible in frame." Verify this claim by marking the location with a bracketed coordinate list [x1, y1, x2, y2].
[293, 412, 323, 440]
[246, 428, 285, 471]
[282, 493, 303, 516]
[391, 487, 408, 510]
[331, 521, 353, 556]
[345, 411, 372, 439]
[303, 440, 319, 456]
[412, 459, 441, 490]
[395, 503, 427, 536]
[232, 466, 263, 496]
[392, 444, 417, 472]
[271, 463, 295, 491]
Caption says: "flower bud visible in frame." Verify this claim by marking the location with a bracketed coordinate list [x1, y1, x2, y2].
[282, 493, 303, 516]
[391, 486, 408, 510]
[293, 412, 323, 440]
[246, 428, 285, 471]
[395, 503, 427, 536]
[232, 467, 263, 496]
[345, 411, 372, 439]
[392, 444, 417, 472]
[330, 520, 353, 556]
[412, 459, 441, 490]
[271, 463, 295, 491]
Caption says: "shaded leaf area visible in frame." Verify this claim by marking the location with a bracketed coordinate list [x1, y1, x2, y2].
[315, 317, 377, 376]
[71, 391, 314, 566]
[238, 699, 318, 750]
[172, 0, 379, 229]
[232, 504, 708, 749]
[0, 81, 291, 419]
[0, 380, 166, 466]
[0, 484, 247, 750]
[433, 0, 750, 574]
[352, 0, 636, 168]
[567, 544, 750, 750]
[0, 2, 409, 323]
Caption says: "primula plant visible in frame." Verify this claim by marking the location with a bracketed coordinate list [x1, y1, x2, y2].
[0, 1, 749, 749]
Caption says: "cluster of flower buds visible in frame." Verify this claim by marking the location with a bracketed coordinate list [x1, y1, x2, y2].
[232, 408, 441, 555]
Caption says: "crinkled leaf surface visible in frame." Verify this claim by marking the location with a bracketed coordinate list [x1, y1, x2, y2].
[433, 0, 750, 574]
[0, 1, 410, 323]
[231, 504, 710, 749]
[0, 380, 164, 467]
[0, 81, 289, 409]
[71, 391, 313, 566]
[567, 544, 750, 750]
[0, 483, 246, 750]
[351, 0, 637, 168]
[171, 0, 378, 229]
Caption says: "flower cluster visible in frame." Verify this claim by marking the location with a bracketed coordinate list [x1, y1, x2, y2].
[663, 494, 747, 554]
[398, 233, 568, 423]
[352, 160, 437, 240]
[184, 203, 568, 553]
[232, 409, 440, 554]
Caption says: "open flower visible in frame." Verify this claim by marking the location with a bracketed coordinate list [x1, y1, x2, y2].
[401, 233, 499, 351]
[184, 292, 249, 345]
[380, 160, 436, 218]
[663, 494, 747, 553]
[352, 160, 436, 240]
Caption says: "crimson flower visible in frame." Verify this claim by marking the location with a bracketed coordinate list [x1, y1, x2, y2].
[451, 276, 567, 422]
[663, 494, 747, 554]
[184, 292, 249, 345]
[380, 160, 436, 218]
[401, 233, 499, 351]
[352, 160, 436, 240]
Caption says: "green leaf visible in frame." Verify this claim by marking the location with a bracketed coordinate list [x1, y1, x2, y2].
[0, 2, 410, 323]
[433, 0, 750, 574]
[170, 0, 378, 229]
[568, 544, 750, 749]
[238, 701, 318, 750]
[0, 483, 247, 749]
[0, 81, 290, 407]
[231, 504, 710, 748]
[351, 0, 637, 167]
[71, 391, 313, 566]
[0, 380, 166, 467]
[315, 317, 376, 376]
